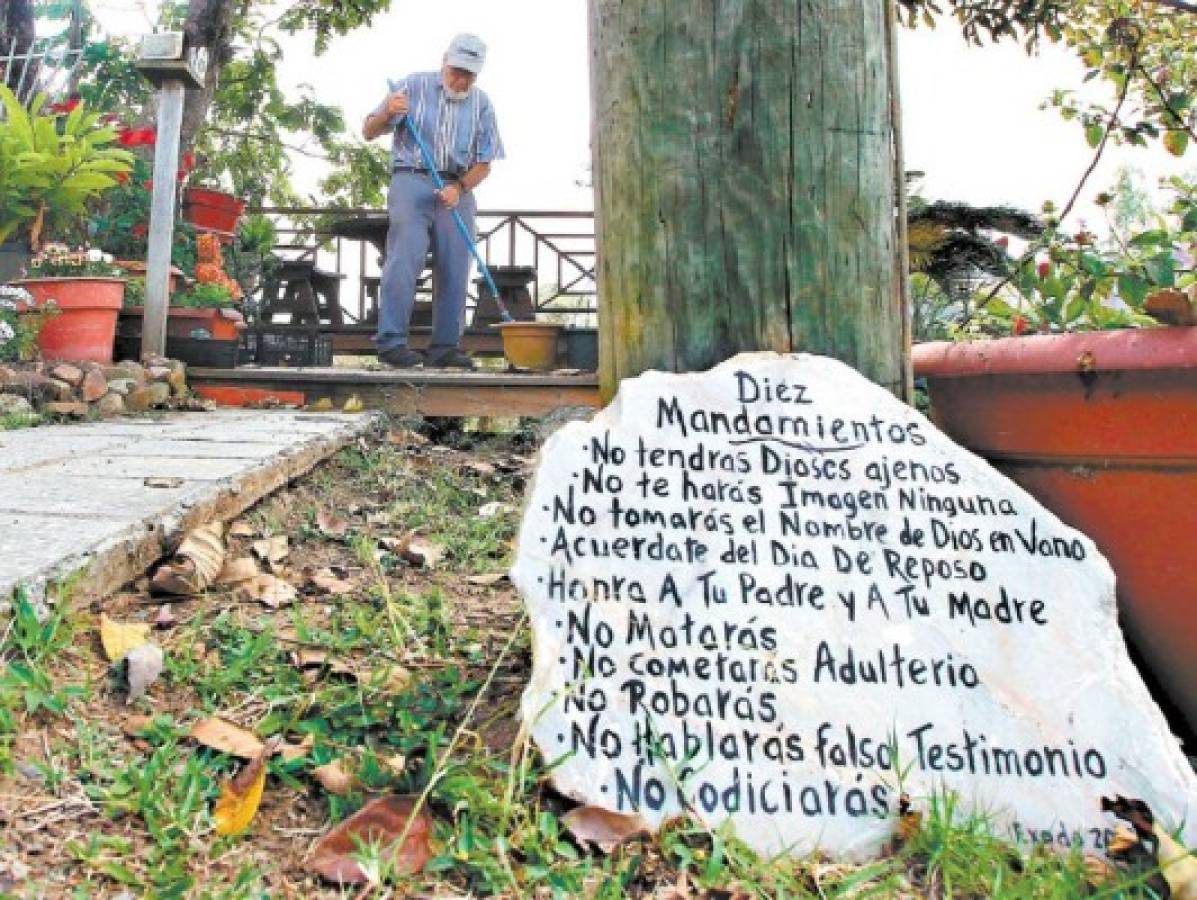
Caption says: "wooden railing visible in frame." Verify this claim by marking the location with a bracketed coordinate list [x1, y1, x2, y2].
[251, 206, 597, 326]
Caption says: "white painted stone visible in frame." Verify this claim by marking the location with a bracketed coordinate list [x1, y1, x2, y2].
[515, 352, 1197, 860]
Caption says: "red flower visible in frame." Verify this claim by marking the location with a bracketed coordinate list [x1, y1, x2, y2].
[995, 235, 1010, 250]
[181, 151, 196, 172]
[117, 128, 136, 146]
[143, 180, 154, 191]
[1012, 315, 1029, 336]
[47, 98, 80, 115]
[1037, 260, 1051, 279]
[132, 223, 148, 238]
[115, 171, 129, 184]
[137, 128, 157, 146]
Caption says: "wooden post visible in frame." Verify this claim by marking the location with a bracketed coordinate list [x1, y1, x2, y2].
[590, 0, 908, 400]
[142, 79, 185, 358]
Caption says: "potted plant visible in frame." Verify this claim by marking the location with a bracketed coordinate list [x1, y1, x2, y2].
[0, 87, 133, 362]
[183, 185, 246, 237]
[913, 175, 1197, 735]
[117, 232, 248, 366]
[13, 245, 127, 363]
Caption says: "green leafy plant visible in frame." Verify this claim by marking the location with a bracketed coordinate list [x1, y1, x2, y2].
[0, 86, 133, 247]
[973, 176, 1197, 335]
[172, 281, 235, 309]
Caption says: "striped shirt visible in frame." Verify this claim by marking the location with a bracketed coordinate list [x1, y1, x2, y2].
[376, 71, 505, 176]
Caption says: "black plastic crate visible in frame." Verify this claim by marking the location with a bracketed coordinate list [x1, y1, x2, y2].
[240, 327, 333, 367]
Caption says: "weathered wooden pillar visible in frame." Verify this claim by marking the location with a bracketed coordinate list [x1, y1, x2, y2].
[590, 0, 909, 400]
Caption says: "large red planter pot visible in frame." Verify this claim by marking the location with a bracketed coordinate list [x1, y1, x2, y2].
[183, 188, 246, 237]
[914, 327, 1197, 735]
[14, 277, 125, 364]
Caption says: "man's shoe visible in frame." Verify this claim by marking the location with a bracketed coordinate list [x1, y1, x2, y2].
[378, 346, 425, 368]
[426, 347, 476, 370]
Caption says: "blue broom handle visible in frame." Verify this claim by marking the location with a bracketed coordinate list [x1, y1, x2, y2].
[388, 81, 510, 319]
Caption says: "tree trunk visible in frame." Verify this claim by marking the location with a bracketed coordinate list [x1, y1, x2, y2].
[590, 0, 909, 400]
[1, 0, 38, 95]
[180, 0, 240, 152]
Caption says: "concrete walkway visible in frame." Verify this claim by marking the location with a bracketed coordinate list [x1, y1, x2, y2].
[0, 410, 380, 604]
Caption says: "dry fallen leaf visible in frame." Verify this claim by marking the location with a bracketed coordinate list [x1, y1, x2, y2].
[251, 536, 289, 566]
[1145, 288, 1197, 326]
[213, 746, 269, 836]
[307, 795, 433, 884]
[152, 522, 226, 596]
[122, 714, 154, 737]
[152, 604, 177, 629]
[477, 501, 513, 519]
[342, 395, 364, 413]
[307, 398, 334, 412]
[238, 574, 299, 609]
[277, 734, 315, 763]
[217, 557, 260, 585]
[393, 534, 444, 569]
[124, 642, 164, 702]
[228, 520, 255, 538]
[387, 429, 428, 447]
[290, 649, 357, 679]
[316, 510, 350, 539]
[99, 613, 151, 663]
[308, 568, 355, 596]
[370, 665, 413, 694]
[465, 460, 496, 477]
[313, 758, 357, 796]
[465, 572, 508, 586]
[191, 717, 265, 759]
[561, 806, 650, 853]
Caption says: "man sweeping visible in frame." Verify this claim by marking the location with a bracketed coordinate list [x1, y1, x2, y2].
[362, 33, 505, 369]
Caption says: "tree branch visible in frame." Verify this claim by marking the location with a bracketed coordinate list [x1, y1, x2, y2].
[962, 56, 1135, 322]
[1143, 0, 1197, 13]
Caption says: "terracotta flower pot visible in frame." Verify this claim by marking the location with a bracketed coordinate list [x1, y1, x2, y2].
[914, 327, 1197, 736]
[183, 188, 246, 237]
[14, 277, 125, 363]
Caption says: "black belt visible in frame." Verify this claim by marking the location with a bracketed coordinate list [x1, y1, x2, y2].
[393, 166, 460, 181]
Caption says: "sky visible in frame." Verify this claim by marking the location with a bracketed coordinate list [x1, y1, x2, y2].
[85, 1, 1194, 230]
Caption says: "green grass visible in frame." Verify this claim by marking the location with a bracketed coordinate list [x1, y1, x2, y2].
[0, 433, 1184, 897]
[0, 410, 41, 430]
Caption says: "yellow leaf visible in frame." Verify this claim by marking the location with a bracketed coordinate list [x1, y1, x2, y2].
[213, 749, 268, 835]
[342, 395, 364, 413]
[99, 613, 151, 662]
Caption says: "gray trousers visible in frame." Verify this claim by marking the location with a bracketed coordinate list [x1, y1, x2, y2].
[376, 171, 477, 353]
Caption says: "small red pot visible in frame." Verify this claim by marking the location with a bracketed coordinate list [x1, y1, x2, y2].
[183, 188, 246, 237]
[915, 327, 1197, 735]
[15, 277, 125, 363]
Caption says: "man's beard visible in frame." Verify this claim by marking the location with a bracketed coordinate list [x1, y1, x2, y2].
[444, 86, 471, 102]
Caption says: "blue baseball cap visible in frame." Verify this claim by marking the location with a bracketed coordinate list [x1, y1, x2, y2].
[446, 33, 486, 74]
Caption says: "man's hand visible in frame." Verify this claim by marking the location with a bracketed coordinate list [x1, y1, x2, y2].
[363, 90, 408, 140]
[384, 90, 409, 118]
[436, 183, 463, 210]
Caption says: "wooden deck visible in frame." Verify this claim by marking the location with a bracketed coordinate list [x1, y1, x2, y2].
[189, 366, 601, 417]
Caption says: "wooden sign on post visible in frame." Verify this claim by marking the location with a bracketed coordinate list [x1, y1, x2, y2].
[134, 34, 207, 359]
